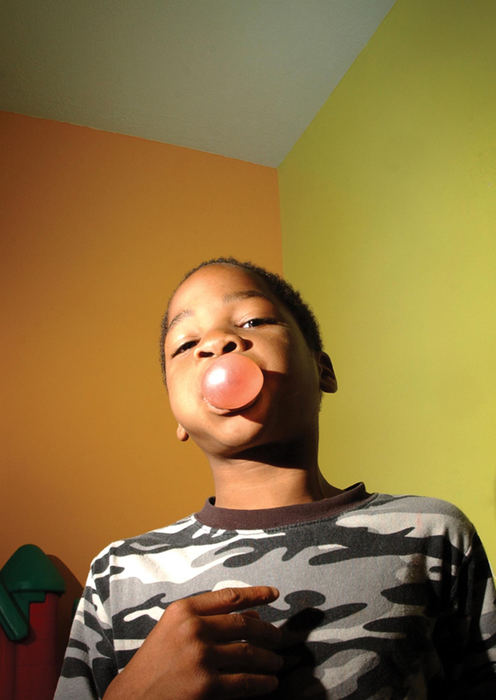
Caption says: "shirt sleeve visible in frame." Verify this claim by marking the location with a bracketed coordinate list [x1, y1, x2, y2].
[434, 530, 496, 698]
[54, 562, 117, 700]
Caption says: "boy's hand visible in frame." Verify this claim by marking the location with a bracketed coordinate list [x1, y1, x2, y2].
[103, 586, 283, 700]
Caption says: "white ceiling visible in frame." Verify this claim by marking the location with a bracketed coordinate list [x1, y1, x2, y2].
[0, 0, 396, 166]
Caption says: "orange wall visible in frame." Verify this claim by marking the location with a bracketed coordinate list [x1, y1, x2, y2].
[0, 111, 281, 653]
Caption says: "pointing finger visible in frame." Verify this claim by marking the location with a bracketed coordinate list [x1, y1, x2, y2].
[178, 586, 279, 616]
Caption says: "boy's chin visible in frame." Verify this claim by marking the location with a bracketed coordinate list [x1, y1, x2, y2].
[183, 393, 318, 459]
[194, 423, 268, 458]
[192, 420, 311, 464]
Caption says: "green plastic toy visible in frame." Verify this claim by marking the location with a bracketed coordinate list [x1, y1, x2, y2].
[0, 544, 65, 641]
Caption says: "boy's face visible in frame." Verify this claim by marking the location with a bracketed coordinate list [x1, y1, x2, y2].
[164, 264, 327, 460]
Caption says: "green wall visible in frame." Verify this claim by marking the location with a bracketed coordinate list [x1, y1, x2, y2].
[279, 0, 496, 564]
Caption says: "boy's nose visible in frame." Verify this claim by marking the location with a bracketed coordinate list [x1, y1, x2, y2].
[194, 330, 245, 358]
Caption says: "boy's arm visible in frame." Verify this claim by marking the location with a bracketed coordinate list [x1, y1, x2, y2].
[54, 572, 118, 700]
[103, 586, 283, 700]
[435, 532, 496, 697]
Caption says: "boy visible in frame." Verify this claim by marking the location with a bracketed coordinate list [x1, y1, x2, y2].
[55, 258, 496, 699]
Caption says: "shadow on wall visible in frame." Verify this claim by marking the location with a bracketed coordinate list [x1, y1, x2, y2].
[48, 555, 83, 671]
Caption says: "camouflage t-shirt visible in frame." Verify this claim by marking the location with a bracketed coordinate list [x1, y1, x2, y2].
[55, 484, 496, 699]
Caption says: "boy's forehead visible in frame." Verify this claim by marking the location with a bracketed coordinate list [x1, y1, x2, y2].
[168, 264, 274, 315]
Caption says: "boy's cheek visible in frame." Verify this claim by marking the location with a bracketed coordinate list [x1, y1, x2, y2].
[167, 379, 201, 428]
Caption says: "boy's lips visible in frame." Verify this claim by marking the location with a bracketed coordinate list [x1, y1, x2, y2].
[202, 391, 262, 416]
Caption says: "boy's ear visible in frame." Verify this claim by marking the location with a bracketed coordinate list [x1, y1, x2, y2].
[317, 352, 338, 393]
[176, 424, 189, 442]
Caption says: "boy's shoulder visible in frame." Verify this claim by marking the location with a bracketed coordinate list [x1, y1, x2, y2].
[89, 511, 202, 574]
[344, 491, 475, 552]
[365, 491, 471, 519]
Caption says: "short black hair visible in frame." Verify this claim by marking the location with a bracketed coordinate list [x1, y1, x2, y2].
[159, 257, 322, 384]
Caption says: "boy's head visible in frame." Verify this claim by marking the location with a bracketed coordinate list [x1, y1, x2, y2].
[160, 257, 324, 382]
[161, 259, 337, 459]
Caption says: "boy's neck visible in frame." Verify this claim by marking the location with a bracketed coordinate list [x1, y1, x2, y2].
[210, 451, 341, 510]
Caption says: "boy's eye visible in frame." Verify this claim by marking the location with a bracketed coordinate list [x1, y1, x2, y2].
[172, 339, 197, 357]
[241, 318, 277, 329]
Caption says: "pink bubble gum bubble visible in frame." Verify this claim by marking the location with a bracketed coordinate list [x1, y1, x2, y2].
[201, 354, 264, 410]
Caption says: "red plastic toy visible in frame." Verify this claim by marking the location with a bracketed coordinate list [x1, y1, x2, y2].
[0, 544, 65, 700]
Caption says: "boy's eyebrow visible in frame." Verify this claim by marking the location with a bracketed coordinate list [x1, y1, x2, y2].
[222, 290, 270, 304]
[167, 290, 271, 333]
[167, 309, 193, 332]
